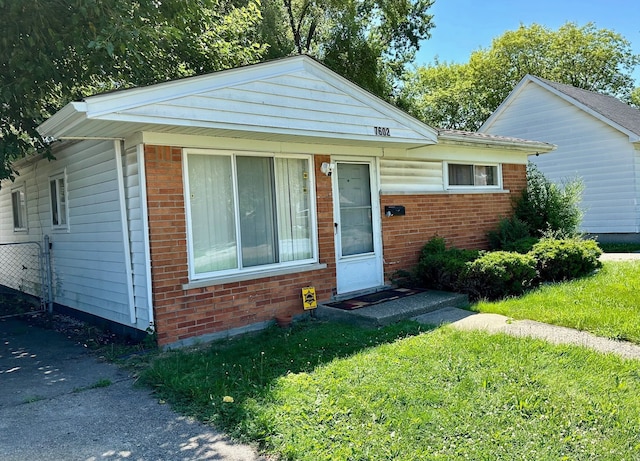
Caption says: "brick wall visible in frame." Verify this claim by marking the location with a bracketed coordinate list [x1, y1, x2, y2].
[144, 146, 525, 346]
[380, 163, 526, 281]
[144, 146, 336, 346]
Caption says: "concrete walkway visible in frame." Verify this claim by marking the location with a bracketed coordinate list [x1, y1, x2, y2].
[0, 318, 265, 461]
[414, 306, 640, 360]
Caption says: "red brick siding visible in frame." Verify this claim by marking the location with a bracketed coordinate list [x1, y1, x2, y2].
[380, 163, 526, 281]
[145, 146, 336, 346]
[144, 146, 525, 346]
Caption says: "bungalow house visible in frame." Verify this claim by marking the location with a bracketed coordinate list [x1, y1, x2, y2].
[480, 74, 640, 243]
[0, 56, 552, 347]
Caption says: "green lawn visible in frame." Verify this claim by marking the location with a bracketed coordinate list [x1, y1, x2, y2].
[138, 261, 640, 460]
[141, 262, 640, 461]
[474, 261, 640, 343]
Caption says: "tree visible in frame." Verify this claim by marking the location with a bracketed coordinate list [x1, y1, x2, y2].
[256, 0, 436, 98]
[0, 0, 266, 183]
[401, 22, 639, 130]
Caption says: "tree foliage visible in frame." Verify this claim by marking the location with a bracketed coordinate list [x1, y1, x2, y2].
[0, 0, 266, 182]
[401, 22, 639, 130]
[256, 0, 435, 98]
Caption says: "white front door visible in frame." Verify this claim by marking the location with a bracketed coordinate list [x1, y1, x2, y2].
[333, 159, 383, 295]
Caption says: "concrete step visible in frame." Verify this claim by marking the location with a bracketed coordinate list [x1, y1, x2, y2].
[315, 289, 469, 328]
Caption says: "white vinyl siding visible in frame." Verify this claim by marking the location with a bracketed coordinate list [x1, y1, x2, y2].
[0, 140, 148, 330]
[379, 159, 443, 193]
[185, 150, 315, 281]
[483, 83, 639, 234]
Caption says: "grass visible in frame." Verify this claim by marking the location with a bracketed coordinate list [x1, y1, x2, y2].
[474, 261, 640, 342]
[599, 242, 640, 253]
[136, 261, 640, 460]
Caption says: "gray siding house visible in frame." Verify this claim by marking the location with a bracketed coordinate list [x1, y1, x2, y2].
[481, 75, 640, 242]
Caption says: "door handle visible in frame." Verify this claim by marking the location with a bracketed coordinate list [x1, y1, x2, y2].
[334, 222, 338, 235]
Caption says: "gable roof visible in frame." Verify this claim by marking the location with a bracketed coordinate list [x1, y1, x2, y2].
[38, 55, 438, 148]
[481, 75, 640, 142]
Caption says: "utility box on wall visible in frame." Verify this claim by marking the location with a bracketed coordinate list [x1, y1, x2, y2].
[384, 205, 406, 217]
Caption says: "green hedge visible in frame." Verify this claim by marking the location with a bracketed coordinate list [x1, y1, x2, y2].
[414, 237, 480, 291]
[529, 238, 602, 282]
[413, 236, 603, 301]
[462, 251, 538, 301]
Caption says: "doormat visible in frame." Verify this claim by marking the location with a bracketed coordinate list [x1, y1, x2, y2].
[326, 287, 425, 311]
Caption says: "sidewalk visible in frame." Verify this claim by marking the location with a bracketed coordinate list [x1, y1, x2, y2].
[0, 317, 264, 461]
[414, 306, 640, 360]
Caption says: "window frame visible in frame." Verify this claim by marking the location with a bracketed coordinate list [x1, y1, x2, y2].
[445, 162, 502, 190]
[183, 149, 319, 282]
[11, 183, 28, 232]
[49, 171, 69, 231]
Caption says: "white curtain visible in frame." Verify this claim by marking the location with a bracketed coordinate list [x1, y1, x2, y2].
[275, 158, 312, 262]
[188, 154, 237, 274]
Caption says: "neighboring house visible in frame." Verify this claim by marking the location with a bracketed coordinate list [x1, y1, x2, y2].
[0, 56, 552, 347]
[480, 74, 640, 243]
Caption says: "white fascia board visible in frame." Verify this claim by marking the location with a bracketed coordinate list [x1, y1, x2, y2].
[36, 101, 88, 138]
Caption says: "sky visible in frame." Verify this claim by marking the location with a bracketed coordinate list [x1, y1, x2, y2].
[416, 0, 640, 82]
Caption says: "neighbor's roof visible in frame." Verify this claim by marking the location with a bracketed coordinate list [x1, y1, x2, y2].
[535, 76, 640, 138]
[482, 74, 640, 142]
[438, 129, 555, 152]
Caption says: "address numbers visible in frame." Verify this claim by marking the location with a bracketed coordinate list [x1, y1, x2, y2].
[374, 126, 391, 137]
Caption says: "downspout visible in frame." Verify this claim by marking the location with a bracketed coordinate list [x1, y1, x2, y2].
[114, 140, 137, 324]
[137, 143, 155, 330]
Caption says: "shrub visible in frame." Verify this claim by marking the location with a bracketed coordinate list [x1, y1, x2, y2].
[487, 216, 534, 251]
[415, 237, 480, 291]
[462, 251, 538, 301]
[529, 238, 603, 282]
[515, 163, 584, 237]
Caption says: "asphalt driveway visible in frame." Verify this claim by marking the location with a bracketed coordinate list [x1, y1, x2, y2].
[0, 317, 264, 461]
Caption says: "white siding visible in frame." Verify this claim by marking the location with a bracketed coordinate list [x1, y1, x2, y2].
[123, 144, 152, 329]
[380, 159, 443, 193]
[0, 140, 148, 330]
[118, 71, 424, 142]
[484, 83, 639, 234]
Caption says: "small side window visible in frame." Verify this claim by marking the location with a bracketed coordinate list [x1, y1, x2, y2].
[447, 163, 500, 188]
[11, 184, 27, 232]
[49, 172, 68, 229]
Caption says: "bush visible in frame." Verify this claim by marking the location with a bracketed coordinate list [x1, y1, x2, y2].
[529, 238, 603, 282]
[462, 251, 538, 301]
[515, 163, 584, 237]
[487, 216, 531, 250]
[415, 237, 480, 291]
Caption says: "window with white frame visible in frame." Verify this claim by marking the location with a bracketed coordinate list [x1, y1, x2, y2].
[11, 184, 27, 231]
[185, 151, 315, 279]
[49, 172, 68, 229]
[447, 163, 500, 188]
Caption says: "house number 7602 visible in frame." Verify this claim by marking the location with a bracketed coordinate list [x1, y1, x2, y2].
[374, 126, 391, 136]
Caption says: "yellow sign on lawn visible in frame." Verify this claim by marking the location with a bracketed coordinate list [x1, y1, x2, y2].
[302, 286, 317, 310]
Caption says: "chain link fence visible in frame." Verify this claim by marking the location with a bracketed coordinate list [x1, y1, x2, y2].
[0, 238, 52, 318]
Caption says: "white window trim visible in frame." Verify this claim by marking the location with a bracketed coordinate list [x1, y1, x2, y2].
[183, 148, 320, 283]
[11, 183, 28, 232]
[444, 162, 502, 191]
[49, 170, 69, 231]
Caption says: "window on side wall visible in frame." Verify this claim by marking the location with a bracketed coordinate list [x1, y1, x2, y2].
[49, 172, 68, 230]
[447, 163, 500, 189]
[185, 150, 316, 280]
[11, 184, 27, 232]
